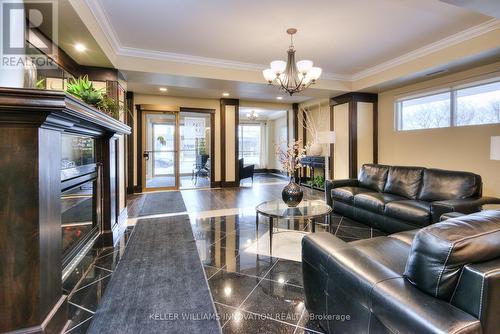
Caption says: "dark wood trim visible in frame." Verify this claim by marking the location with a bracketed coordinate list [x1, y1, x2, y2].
[286, 109, 290, 144]
[329, 105, 334, 180]
[180, 107, 216, 114]
[126, 92, 134, 194]
[221, 181, 240, 187]
[210, 181, 222, 188]
[135, 104, 144, 192]
[220, 98, 239, 187]
[330, 92, 378, 106]
[330, 92, 378, 179]
[373, 102, 379, 164]
[349, 101, 358, 178]
[292, 103, 299, 141]
[29, 25, 121, 82]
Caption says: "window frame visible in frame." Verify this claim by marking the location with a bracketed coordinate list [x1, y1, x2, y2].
[395, 78, 500, 131]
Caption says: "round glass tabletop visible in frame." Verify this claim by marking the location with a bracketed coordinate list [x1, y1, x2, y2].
[256, 199, 332, 220]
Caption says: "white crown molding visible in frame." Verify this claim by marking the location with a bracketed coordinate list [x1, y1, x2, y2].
[352, 18, 500, 81]
[82, 0, 499, 85]
[85, 0, 122, 54]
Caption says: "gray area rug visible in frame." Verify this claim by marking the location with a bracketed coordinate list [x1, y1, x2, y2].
[139, 191, 187, 216]
[88, 215, 222, 334]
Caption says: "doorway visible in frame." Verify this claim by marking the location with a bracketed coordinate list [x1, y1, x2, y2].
[142, 111, 179, 191]
[138, 105, 215, 192]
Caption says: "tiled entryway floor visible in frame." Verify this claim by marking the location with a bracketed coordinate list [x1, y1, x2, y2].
[192, 211, 386, 333]
[63, 227, 134, 333]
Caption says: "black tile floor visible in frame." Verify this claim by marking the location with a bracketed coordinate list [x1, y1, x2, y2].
[64, 174, 385, 333]
[63, 226, 134, 333]
[192, 212, 386, 333]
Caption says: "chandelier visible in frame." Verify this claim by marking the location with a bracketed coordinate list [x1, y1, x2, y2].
[246, 110, 258, 120]
[263, 28, 322, 96]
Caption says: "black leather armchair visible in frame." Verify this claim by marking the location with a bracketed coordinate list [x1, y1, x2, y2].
[302, 210, 500, 334]
[325, 164, 500, 233]
[239, 158, 255, 184]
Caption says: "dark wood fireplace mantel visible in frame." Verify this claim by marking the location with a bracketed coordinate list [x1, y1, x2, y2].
[0, 88, 130, 333]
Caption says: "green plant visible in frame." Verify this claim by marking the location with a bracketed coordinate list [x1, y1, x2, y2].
[97, 94, 119, 119]
[36, 78, 46, 89]
[66, 75, 104, 106]
[307, 175, 325, 188]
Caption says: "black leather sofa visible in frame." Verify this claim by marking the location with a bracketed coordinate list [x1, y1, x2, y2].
[302, 210, 500, 334]
[325, 164, 499, 233]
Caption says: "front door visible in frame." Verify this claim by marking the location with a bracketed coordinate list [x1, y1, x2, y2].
[142, 111, 179, 191]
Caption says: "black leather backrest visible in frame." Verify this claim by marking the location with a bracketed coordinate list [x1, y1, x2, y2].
[450, 258, 500, 333]
[383, 166, 424, 199]
[358, 164, 389, 192]
[418, 168, 482, 202]
[404, 210, 500, 301]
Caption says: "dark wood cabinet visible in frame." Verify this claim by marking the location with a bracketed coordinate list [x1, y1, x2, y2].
[0, 88, 130, 333]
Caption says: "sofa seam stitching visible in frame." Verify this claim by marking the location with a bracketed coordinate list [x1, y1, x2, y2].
[449, 268, 465, 303]
[435, 243, 454, 297]
[449, 320, 481, 334]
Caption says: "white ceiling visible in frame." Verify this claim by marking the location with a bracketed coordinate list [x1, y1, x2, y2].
[98, 0, 490, 75]
[66, 0, 500, 102]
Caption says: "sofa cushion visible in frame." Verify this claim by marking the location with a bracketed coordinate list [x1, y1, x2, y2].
[418, 168, 482, 202]
[404, 210, 500, 301]
[384, 200, 431, 226]
[332, 186, 374, 204]
[384, 166, 424, 199]
[389, 229, 419, 246]
[358, 164, 389, 192]
[354, 193, 405, 214]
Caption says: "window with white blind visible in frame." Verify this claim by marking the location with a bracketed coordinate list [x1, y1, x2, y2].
[395, 80, 500, 131]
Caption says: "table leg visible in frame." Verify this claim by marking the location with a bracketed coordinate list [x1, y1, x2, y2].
[269, 217, 273, 255]
[312, 218, 315, 233]
[256, 212, 259, 235]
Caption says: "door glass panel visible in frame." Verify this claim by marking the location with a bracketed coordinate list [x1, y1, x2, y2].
[180, 112, 211, 189]
[145, 113, 177, 189]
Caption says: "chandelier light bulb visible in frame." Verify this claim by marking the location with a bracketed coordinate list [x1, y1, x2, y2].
[296, 60, 313, 74]
[307, 67, 322, 81]
[270, 60, 287, 74]
[263, 69, 276, 82]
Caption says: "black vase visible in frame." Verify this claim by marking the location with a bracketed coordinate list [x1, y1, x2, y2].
[282, 178, 303, 207]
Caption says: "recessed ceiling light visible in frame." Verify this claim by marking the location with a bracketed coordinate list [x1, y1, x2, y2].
[159, 87, 168, 92]
[74, 43, 86, 52]
[276, 96, 283, 100]
[222, 92, 230, 97]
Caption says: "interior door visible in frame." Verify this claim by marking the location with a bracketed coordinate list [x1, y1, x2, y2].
[142, 111, 179, 191]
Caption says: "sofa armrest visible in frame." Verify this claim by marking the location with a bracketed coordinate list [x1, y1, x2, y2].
[451, 259, 500, 334]
[372, 277, 481, 334]
[325, 178, 358, 206]
[430, 197, 500, 223]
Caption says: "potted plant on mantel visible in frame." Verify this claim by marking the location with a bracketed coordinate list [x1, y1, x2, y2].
[275, 140, 310, 207]
[65, 75, 121, 120]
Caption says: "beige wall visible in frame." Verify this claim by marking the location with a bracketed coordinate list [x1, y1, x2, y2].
[378, 62, 500, 197]
[266, 115, 287, 170]
[298, 99, 331, 155]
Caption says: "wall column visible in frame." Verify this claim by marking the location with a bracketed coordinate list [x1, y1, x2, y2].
[220, 99, 239, 187]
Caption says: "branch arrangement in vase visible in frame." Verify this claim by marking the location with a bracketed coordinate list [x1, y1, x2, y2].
[274, 139, 310, 178]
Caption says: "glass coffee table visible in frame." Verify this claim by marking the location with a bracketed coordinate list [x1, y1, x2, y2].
[255, 199, 332, 253]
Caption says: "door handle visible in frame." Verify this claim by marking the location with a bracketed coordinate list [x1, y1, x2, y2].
[143, 152, 150, 160]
